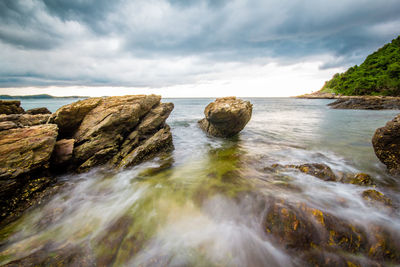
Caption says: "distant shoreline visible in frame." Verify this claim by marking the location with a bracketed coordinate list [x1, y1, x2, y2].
[0, 94, 88, 100]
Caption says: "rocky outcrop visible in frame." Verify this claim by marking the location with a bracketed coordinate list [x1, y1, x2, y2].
[0, 114, 51, 131]
[198, 97, 252, 137]
[0, 100, 25, 114]
[26, 107, 52, 115]
[328, 96, 400, 109]
[0, 95, 174, 223]
[49, 95, 174, 172]
[372, 114, 400, 175]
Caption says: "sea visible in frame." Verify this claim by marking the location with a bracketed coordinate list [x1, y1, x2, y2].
[1, 97, 399, 266]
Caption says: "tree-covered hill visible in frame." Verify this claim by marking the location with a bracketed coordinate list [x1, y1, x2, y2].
[321, 36, 400, 96]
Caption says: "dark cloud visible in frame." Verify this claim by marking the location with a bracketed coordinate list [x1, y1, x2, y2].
[0, 0, 399, 87]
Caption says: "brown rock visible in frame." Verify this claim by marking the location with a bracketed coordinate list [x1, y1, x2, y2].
[328, 96, 400, 110]
[0, 124, 58, 179]
[0, 114, 51, 130]
[51, 139, 75, 166]
[198, 97, 252, 137]
[372, 114, 400, 175]
[362, 189, 392, 207]
[0, 100, 25, 114]
[26, 107, 52, 115]
[48, 97, 102, 138]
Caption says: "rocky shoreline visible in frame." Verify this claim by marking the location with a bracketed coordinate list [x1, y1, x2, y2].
[0, 95, 174, 223]
[296, 93, 400, 110]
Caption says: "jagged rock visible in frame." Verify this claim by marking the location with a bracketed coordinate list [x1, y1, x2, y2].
[372, 114, 400, 175]
[0, 124, 58, 221]
[0, 124, 58, 179]
[0, 100, 25, 114]
[198, 97, 252, 137]
[26, 107, 52, 115]
[48, 97, 102, 138]
[291, 163, 336, 181]
[0, 114, 50, 131]
[328, 96, 400, 110]
[51, 139, 75, 167]
[49, 95, 174, 172]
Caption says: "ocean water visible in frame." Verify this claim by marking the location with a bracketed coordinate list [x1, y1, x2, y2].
[1, 97, 399, 266]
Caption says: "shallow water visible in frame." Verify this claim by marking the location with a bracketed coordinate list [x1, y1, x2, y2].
[1, 98, 399, 266]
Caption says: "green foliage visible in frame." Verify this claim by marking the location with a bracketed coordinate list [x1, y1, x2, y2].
[322, 36, 400, 96]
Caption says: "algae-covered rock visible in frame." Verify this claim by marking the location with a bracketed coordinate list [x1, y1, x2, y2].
[0, 100, 25, 115]
[362, 189, 392, 207]
[263, 198, 400, 265]
[198, 97, 252, 137]
[372, 114, 400, 175]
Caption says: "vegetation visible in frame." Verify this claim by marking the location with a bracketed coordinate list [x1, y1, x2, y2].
[321, 36, 400, 96]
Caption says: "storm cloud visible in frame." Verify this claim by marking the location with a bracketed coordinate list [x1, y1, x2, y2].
[0, 0, 399, 88]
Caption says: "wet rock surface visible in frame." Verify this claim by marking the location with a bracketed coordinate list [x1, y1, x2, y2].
[263, 198, 400, 266]
[372, 114, 400, 175]
[328, 96, 400, 110]
[0, 100, 25, 115]
[198, 97, 252, 137]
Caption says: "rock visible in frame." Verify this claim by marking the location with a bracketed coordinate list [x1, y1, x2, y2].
[263, 198, 400, 265]
[50, 95, 174, 172]
[198, 97, 252, 137]
[0, 124, 58, 179]
[293, 163, 336, 181]
[273, 163, 377, 186]
[372, 114, 400, 175]
[0, 124, 58, 221]
[48, 97, 103, 138]
[26, 107, 52, 115]
[51, 139, 75, 167]
[328, 96, 400, 110]
[0, 100, 25, 114]
[362, 189, 392, 207]
[0, 114, 51, 130]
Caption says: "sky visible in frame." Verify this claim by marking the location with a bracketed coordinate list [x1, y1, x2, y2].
[0, 0, 399, 97]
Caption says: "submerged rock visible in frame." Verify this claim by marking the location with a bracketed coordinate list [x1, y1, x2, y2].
[26, 107, 52, 115]
[328, 96, 400, 110]
[0, 100, 25, 114]
[272, 163, 376, 186]
[372, 114, 400, 175]
[264, 198, 400, 265]
[198, 97, 252, 137]
[362, 189, 392, 207]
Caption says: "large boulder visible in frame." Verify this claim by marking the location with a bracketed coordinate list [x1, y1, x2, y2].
[198, 97, 252, 137]
[50, 95, 174, 172]
[372, 114, 400, 175]
[0, 100, 25, 114]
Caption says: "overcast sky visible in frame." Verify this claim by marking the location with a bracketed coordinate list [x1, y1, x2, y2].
[1, 0, 399, 97]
